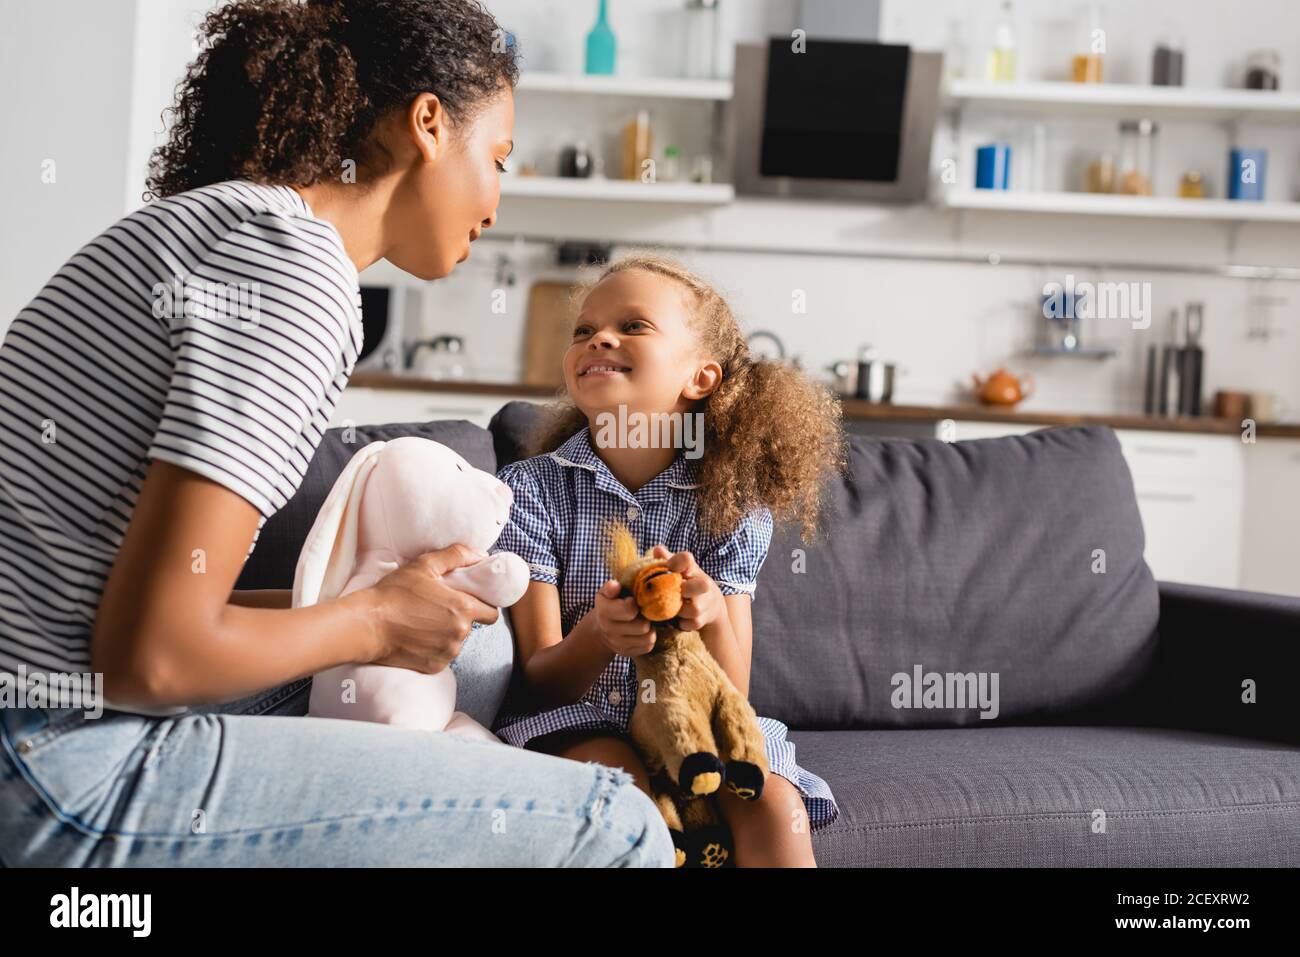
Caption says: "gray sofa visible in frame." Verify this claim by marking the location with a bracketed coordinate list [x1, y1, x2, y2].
[236, 402, 1300, 867]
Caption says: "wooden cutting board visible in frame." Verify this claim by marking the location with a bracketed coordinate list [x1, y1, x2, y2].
[522, 280, 577, 387]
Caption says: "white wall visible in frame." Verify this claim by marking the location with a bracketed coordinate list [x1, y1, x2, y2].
[125, 0, 222, 211]
[0, 0, 139, 332]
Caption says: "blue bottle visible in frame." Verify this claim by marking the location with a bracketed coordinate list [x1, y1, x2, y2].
[1228, 148, 1267, 201]
[975, 144, 1012, 190]
[585, 0, 617, 76]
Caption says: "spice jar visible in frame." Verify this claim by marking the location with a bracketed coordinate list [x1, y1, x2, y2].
[1071, 2, 1105, 83]
[1086, 154, 1115, 193]
[1178, 171, 1206, 198]
[1117, 120, 1157, 196]
[1245, 49, 1280, 90]
[1152, 34, 1184, 86]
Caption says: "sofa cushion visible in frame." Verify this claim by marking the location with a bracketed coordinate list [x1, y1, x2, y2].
[750, 426, 1159, 729]
[487, 404, 1160, 731]
[795, 725, 1300, 866]
[489, 397, 552, 471]
[236, 419, 497, 590]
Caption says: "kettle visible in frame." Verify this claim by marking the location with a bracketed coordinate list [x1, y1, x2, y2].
[972, 368, 1034, 407]
[407, 335, 469, 380]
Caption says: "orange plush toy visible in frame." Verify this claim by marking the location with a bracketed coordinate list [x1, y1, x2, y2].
[604, 520, 769, 868]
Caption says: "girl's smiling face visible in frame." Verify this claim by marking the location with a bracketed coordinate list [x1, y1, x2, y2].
[564, 269, 721, 420]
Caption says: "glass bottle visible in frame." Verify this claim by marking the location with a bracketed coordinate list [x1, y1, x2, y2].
[622, 110, 652, 182]
[1117, 120, 1157, 196]
[683, 0, 718, 80]
[1071, 2, 1104, 83]
[585, 0, 617, 76]
[943, 18, 967, 81]
[986, 1, 1017, 82]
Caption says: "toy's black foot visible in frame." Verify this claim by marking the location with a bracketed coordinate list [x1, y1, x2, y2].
[679, 752, 724, 796]
[724, 761, 765, 801]
[686, 825, 733, 868]
[668, 828, 687, 868]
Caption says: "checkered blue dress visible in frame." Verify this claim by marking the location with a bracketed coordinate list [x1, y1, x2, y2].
[490, 427, 840, 831]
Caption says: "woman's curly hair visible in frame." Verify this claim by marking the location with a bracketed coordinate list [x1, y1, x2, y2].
[145, 0, 517, 199]
[529, 254, 847, 542]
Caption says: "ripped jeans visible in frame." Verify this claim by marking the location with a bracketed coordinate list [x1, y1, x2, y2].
[0, 620, 674, 867]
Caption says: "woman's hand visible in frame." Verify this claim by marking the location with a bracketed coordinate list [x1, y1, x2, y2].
[366, 544, 501, 674]
[592, 580, 657, 657]
[650, 546, 725, 633]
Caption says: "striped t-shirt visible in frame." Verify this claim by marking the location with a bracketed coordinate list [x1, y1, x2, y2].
[0, 180, 362, 713]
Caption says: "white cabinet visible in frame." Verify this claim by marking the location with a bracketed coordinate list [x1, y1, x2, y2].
[330, 387, 542, 431]
[942, 420, 1246, 590]
[1240, 439, 1300, 597]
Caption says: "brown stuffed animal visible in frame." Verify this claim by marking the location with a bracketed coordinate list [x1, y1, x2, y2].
[604, 520, 769, 868]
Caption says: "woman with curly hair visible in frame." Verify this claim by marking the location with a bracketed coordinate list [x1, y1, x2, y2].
[493, 254, 846, 866]
[0, 0, 674, 867]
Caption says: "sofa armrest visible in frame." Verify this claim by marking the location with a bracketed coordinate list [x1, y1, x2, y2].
[1104, 581, 1300, 745]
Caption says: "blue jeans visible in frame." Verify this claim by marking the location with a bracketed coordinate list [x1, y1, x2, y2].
[0, 620, 675, 867]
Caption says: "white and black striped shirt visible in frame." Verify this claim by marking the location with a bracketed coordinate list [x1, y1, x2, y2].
[0, 180, 361, 713]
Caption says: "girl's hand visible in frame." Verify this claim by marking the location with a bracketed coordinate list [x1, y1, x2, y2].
[593, 580, 657, 657]
[650, 546, 724, 632]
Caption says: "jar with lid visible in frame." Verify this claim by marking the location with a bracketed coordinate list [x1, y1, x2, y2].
[1117, 120, 1157, 195]
[1071, 2, 1105, 83]
[661, 146, 681, 182]
[1245, 49, 1280, 90]
[1152, 32, 1184, 86]
[682, 0, 719, 80]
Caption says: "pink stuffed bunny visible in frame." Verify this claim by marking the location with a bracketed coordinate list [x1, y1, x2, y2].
[293, 437, 529, 741]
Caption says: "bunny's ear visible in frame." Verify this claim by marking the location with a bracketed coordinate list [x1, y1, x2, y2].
[292, 441, 387, 608]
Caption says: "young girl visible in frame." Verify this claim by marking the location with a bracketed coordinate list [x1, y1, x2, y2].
[492, 254, 845, 866]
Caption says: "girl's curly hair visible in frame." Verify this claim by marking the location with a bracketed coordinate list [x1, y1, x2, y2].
[529, 254, 847, 542]
[145, 0, 517, 199]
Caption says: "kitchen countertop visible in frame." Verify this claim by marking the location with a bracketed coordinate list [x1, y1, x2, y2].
[347, 372, 1300, 439]
[839, 399, 1300, 438]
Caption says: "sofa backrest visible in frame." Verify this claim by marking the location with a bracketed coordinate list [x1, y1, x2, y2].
[490, 402, 1160, 730]
[235, 419, 496, 590]
[241, 404, 1161, 733]
[751, 425, 1160, 729]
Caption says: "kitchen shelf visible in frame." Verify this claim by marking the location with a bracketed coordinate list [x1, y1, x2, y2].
[1028, 345, 1117, 359]
[944, 79, 1300, 123]
[941, 189, 1300, 224]
[516, 71, 732, 102]
[500, 176, 734, 204]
